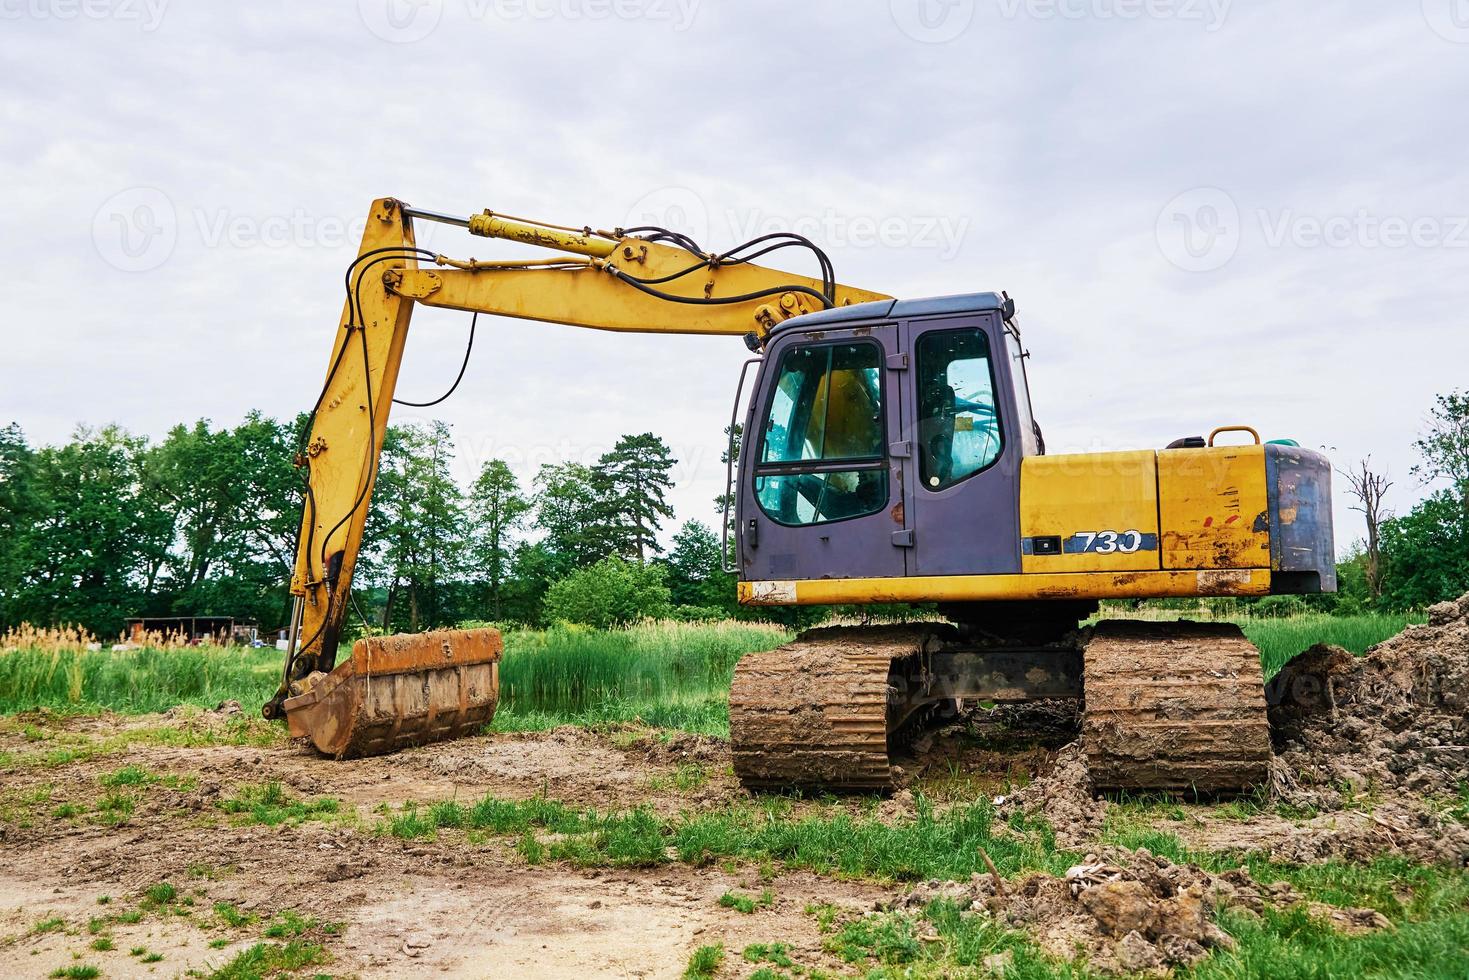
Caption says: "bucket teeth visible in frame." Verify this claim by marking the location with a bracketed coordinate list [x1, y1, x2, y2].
[283, 628, 502, 759]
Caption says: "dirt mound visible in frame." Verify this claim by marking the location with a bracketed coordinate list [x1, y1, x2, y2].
[1270, 592, 1469, 806]
[997, 742, 1106, 848]
[892, 846, 1386, 975]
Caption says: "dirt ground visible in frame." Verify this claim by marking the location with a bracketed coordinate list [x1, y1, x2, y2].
[1, 597, 1466, 977]
[0, 718, 900, 979]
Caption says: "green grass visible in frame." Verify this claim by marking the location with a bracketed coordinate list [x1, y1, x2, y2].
[742, 942, 796, 968]
[218, 782, 340, 827]
[0, 715, 283, 770]
[0, 615, 1413, 738]
[0, 620, 790, 738]
[376, 791, 1071, 880]
[261, 909, 337, 940]
[143, 882, 177, 905]
[718, 889, 773, 914]
[1241, 612, 1418, 677]
[493, 620, 789, 736]
[205, 941, 328, 979]
[49, 968, 100, 980]
[683, 944, 724, 979]
[98, 764, 155, 787]
[212, 902, 255, 928]
[0, 645, 280, 714]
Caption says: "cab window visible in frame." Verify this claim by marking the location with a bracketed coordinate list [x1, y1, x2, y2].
[915, 328, 1003, 491]
[755, 341, 888, 526]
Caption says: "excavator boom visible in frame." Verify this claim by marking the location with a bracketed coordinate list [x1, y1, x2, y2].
[264, 197, 889, 754]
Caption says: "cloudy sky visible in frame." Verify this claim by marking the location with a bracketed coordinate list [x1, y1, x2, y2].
[3, 1, 1466, 552]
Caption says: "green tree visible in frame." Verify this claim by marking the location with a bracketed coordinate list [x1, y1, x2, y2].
[542, 556, 672, 628]
[373, 421, 467, 632]
[1413, 389, 1469, 506]
[19, 426, 161, 635]
[663, 520, 731, 610]
[713, 423, 742, 565]
[134, 414, 301, 630]
[594, 433, 677, 562]
[144, 420, 252, 594]
[0, 424, 40, 626]
[467, 459, 531, 618]
[499, 541, 561, 626]
[1379, 490, 1469, 609]
[534, 461, 608, 572]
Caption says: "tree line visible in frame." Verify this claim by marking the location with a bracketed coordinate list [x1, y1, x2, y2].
[1, 387, 1464, 638]
[1331, 390, 1469, 613]
[0, 415, 739, 637]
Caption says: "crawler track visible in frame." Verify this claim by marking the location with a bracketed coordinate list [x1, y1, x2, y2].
[729, 619, 1273, 794]
[729, 626, 937, 791]
[1080, 620, 1273, 792]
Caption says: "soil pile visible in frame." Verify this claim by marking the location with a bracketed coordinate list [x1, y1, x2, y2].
[892, 845, 1386, 975]
[997, 742, 1106, 848]
[1269, 592, 1469, 803]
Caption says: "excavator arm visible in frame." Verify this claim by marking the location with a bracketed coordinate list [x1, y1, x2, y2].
[264, 197, 890, 744]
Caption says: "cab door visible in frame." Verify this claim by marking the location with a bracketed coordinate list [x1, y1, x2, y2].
[900, 314, 1023, 576]
[737, 325, 908, 583]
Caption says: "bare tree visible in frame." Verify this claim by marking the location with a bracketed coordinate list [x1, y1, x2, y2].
[1339, 457, 1392, 598]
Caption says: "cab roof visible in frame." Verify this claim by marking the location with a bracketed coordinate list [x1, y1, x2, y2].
[772, 291, 1007, 334]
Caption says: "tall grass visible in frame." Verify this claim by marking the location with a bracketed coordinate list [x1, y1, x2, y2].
[0, 620, 791, 727]
[1092, 608, 1420, 677]
[0, 644, 280, 714]
[1241, 613, 1419, 677]
[0, 613, 1414, 723]
[495, 620, 790, 735]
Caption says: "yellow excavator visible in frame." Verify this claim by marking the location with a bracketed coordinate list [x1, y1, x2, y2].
[265, 197, 1335, 793]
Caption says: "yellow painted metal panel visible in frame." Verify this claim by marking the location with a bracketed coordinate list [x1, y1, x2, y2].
[738, 568, 1271, 606]
[1157, 445, 1270, 569]
[1019, 451, 1160, 573]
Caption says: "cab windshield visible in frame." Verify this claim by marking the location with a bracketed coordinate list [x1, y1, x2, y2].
[754, 341, 888, 526]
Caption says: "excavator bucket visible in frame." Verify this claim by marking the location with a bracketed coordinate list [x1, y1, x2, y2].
[282, 628, 502, 759]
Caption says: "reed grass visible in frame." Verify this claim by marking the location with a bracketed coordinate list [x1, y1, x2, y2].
[0, 612, 1415, 724]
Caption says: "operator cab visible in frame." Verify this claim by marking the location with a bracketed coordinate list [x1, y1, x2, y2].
[734, 292, 1037, 583]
